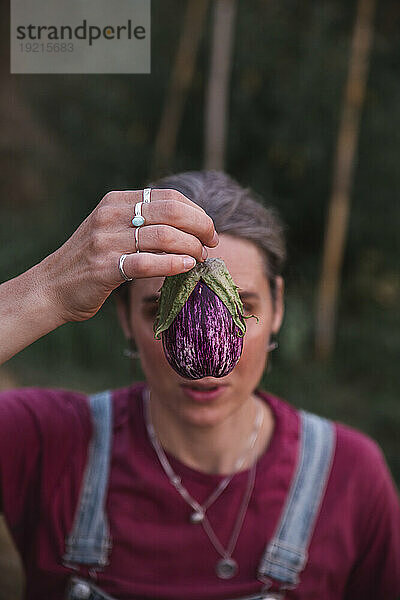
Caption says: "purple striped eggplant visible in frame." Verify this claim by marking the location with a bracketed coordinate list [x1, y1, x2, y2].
[153, 258, 259, 380]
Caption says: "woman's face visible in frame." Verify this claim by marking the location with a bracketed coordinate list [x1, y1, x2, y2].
[117, 234, 284, 427]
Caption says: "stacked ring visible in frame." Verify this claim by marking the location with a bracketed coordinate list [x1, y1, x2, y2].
[119, 189, 153, 280]
[143, 188, 152, 204]
[132, 188, 152, 227]
[132, 202, 145, 228]
[119, 254, 133, 282]
[132, 188, 152, 252]
[135, 227, 140, 254]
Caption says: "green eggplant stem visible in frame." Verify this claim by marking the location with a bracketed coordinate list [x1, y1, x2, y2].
[153, 257, 258, 340]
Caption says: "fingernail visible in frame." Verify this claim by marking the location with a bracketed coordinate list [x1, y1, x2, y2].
[202, 246, 208, 260]
[184, 257, 196, 270]
[212, 231, 219, 244]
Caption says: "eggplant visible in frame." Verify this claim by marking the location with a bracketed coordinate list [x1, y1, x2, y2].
[153, 258, 258, 380]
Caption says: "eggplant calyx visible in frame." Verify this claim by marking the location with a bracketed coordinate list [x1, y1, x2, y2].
[153, 257, 258, 340]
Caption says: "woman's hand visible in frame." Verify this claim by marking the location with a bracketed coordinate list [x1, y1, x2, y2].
[40, 189, 219, 323]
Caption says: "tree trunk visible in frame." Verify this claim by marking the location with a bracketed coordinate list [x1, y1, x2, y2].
[151, 0, 209, 178]
[315, 0, 376, 360]
[203, 0, 237, 171]
[0, 0, 60, 208]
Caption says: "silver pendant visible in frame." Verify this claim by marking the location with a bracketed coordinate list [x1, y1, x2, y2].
[71, 581, 91, 599]
[190, 510, 204, 524]
[216, 557, 238, 579]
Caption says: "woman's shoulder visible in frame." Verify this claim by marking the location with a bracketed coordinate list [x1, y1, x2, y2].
[304, 408, 398, 511]
[0, 385, 92, 446]
[262, 389, 387, 468]
[0, 383, 86, 408]
[332, 418, 395, 496]
[334, 418, 385, 464]
[0, 380, 145, 431]
[258, 388, 394, 494]
[0, 386, 94, 513]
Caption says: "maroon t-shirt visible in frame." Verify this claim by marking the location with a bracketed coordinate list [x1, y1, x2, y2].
[0, 382, 399, 599]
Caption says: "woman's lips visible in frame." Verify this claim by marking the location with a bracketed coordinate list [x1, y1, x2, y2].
[180, 384, 228, 402]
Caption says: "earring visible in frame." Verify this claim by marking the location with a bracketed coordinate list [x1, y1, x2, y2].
[267, 335, 279, 352]
[123, 337, 140, 359]
[266, 335, 278, 374]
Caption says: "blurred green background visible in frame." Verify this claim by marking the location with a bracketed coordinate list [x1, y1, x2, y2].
[1, 0, 399, 494]
[1, 1, 399, 594]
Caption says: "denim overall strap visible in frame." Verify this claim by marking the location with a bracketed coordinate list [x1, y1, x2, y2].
[63, 390, 113, 568]
[257, 410, 336, 591]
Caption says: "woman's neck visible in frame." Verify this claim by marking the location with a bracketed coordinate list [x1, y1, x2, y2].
[146, 391, 275, 475]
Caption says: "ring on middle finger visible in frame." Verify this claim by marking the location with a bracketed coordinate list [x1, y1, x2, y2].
[132, 201, 145, 228]
[135, 227, 141, 253]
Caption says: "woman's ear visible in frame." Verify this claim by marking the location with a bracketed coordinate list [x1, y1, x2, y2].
[271, 276, 285, 335]
[115, 293, 132, 340]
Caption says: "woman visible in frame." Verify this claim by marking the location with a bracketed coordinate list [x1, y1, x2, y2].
[0, 170, 399, 600]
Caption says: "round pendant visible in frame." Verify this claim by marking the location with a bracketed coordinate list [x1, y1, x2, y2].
[216, 557, 238, 579]
[190, 510, 204, 524]
[71, 581, 91, 599]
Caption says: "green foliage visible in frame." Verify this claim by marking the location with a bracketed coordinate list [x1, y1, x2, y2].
[2, 0, 399, 485]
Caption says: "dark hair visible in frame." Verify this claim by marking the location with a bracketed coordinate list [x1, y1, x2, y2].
[117, 170, 287, 305]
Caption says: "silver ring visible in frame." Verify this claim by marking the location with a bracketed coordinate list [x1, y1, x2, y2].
[132, 202, 145, 228]
[118, 254, 133, 282]
[135, 227, 140, 253]
[143, 188, 152, 203]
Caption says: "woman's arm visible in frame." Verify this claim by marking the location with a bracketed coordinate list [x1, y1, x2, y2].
[0, 188, 218, 366]
[0, 261, 66, 365]
[344, 445, 400, 599]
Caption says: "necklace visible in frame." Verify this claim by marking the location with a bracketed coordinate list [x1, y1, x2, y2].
[143, 386, 264, 579]
[143, 387, 263, 523]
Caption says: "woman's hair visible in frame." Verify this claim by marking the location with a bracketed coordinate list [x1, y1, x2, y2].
[117, 170, 287, 305]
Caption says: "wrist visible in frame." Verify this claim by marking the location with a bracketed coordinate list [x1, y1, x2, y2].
[30, 255, 68, 329]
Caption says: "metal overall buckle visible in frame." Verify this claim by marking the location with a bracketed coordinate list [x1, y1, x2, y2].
[65, 576, 117, 600]
[252, 574, 288, 599]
